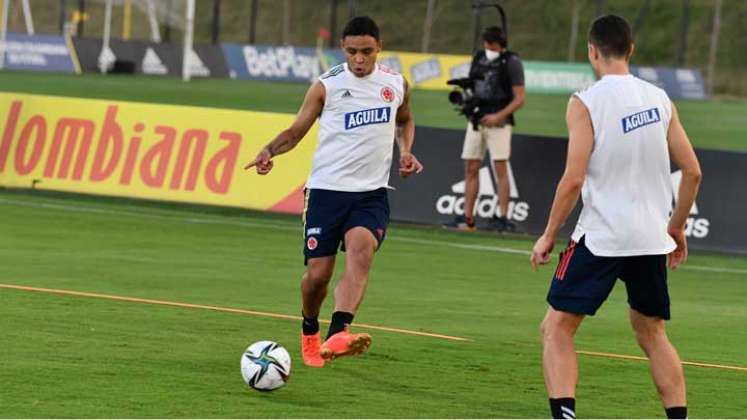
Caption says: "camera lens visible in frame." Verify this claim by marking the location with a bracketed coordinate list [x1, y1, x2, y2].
[448, 90, 464, 105]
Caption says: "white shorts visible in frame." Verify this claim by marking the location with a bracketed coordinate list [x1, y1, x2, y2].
[461, 123, 512, 161]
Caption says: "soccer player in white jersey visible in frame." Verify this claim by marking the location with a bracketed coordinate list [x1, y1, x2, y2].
[245, 16, 423, 368]
[530, 15, 701, 419]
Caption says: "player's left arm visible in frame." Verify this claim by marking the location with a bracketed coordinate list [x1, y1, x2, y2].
[666, 100, 702, 269]
[395, 79, 424, 177]
[531, 95, 593, 270]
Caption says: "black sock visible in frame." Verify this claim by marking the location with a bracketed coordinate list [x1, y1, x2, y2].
[549, 398, 576, 419]
[326, 311, 354, 339]
[665, 406, 687, 419]
[301, 312, 319, 336]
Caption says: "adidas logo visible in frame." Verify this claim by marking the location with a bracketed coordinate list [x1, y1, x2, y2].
[670, 170, 698, 214]
[97, 46, 116, 73]
[670, 170, 709, 238]
[450, 164, 519, 198]
[186, 49, 210, 77]
[341, 90, 353, 98]
[142, 47, 167, 75]
[437, 163, 529, 221]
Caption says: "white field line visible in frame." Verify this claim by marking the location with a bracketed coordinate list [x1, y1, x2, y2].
[2, 197, 746, 275]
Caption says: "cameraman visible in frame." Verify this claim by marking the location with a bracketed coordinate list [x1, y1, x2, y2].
[448, 26, 525, 231]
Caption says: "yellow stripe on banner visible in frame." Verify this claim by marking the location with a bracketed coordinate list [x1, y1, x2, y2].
[0, 283, 472, 342]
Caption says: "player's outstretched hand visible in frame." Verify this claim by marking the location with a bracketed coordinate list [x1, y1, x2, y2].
[399, 153, 423, 178]
[667, 227, 688, 270]
[531, 233, 555, 271]
[244, 147, 274, 175]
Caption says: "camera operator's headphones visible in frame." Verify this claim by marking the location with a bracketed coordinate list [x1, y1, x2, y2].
[471, 1, 508, 53]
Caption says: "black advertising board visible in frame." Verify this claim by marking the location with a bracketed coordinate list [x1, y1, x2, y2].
[389, 127, 747, 255]
[72, 37, 229, 78]
[685, 149, 747, 253]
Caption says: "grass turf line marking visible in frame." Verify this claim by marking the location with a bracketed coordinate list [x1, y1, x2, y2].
[0, 283, 747, 372]
[391, 236, 532, 255]
[577, 350, 747, 373]
[3, 196, 746, 275]
[0, 283, 471, 342]
[4, 283, 746, 373]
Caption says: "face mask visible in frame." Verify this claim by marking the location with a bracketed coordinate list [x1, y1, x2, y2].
[485, 49, 501, 61]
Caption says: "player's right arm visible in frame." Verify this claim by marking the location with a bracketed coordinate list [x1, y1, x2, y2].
[666, 101, 702, 269]
[244, 81, 325, 174]
[531, 96, 593, 271]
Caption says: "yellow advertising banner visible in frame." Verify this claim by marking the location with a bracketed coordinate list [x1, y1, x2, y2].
[375, 51, 595, 94]
[0, 93, 315, 213]
[378, 51, 471, 90]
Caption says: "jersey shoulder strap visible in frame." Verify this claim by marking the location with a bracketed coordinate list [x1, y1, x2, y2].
[320, 64, 345, 80]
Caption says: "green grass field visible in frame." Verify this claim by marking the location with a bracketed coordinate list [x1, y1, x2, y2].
[0, 71, 745, 151]
[1, 71, 746, 417]
[2, 189, 747, 418]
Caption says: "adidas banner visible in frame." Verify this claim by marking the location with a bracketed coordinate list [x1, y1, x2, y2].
[71, 38, 229, 78]
[388, 127, 747, 255]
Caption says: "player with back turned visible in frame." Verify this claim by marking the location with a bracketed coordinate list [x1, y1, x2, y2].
[245, 16, 423, 368]
[530, 15, 702, 420]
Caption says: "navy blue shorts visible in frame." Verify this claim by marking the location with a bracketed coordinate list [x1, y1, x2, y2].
[547, 236, 671, 320]
[302, 188, 390, 264]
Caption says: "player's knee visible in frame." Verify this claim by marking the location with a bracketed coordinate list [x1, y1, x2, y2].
[305, 263, 334, 285]
[344, 229, 377, 265]
[540, 318, 563, 343]
[633, 319, 667, 352]
[346, 243, 375, 267]
[541, 313, 578, 343]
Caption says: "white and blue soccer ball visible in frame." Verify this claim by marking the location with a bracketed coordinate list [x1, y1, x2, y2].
[240, 341, 291, 391]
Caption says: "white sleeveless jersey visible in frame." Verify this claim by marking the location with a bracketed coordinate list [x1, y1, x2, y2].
[571, 74, 676, 256]
[306, 63, 405, 192]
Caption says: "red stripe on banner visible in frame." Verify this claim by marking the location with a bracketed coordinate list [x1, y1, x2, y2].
[268, 185, 305, 214]
[558, 241, 577, 280]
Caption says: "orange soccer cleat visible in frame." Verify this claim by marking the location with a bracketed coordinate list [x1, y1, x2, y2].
[319, 328, 372, 361]
[301, 332, 325, 368]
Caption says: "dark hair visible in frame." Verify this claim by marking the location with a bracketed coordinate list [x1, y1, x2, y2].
[482, 26, 507, 48]
[588, 15, 633, 59]
[341, 16, 380, 41]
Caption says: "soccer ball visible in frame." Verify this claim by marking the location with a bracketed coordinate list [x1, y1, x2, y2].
[240, 341, 291, 391]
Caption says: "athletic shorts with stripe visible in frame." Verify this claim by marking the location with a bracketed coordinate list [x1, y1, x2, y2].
[302, 188, 389, 265]
[547, 236, 671, 320]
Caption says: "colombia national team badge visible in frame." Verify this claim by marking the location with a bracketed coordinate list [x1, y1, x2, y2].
[307, 237, 318, 250]
[381, 86, 395, 103]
